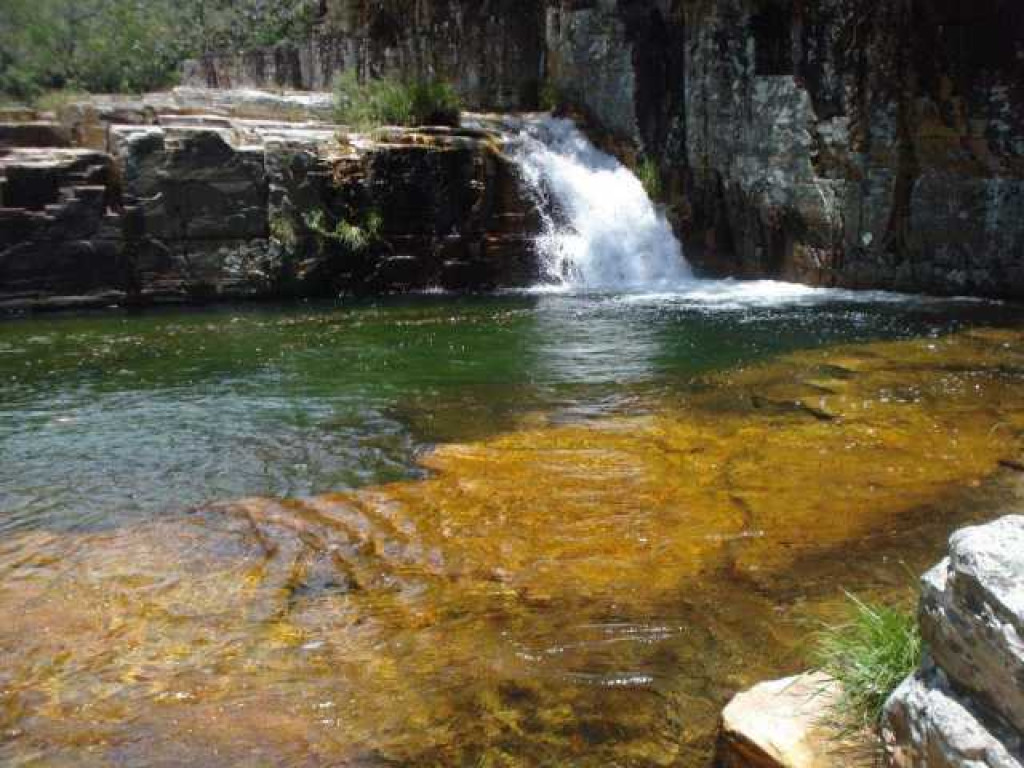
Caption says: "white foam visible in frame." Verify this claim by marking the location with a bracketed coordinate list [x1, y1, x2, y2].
[508, 115, 691, 292]
[504, 115, 988, 309]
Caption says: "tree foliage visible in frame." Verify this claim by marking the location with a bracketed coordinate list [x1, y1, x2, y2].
[0, 0, 320, 101]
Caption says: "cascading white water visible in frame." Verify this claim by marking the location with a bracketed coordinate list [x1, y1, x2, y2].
[508, 115, 692, 292]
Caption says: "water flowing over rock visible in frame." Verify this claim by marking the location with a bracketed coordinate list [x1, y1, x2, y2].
[180, 0, 1024, 299]
[507, 115, 690, 291]
[883, 515, 1024, 768]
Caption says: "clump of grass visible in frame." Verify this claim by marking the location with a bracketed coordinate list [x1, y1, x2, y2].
[813, 592, 921, 731]
[333, 71, 460, 130]
[636, 157, 662, 202]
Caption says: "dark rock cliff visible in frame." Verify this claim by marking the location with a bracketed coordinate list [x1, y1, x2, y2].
[184, 0, 1024, 298]
[184, 0, 547, 110]
[546, 0, 1024, 298]
[0, 95, 537, 310]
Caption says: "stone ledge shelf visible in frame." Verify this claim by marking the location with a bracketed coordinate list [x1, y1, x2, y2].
[0, 90, 540, 311]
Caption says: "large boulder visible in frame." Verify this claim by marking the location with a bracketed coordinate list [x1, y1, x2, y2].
[883, 515, 1024, 768]
[920, 516, 1024, 734]
[885, 665, 1022, 768]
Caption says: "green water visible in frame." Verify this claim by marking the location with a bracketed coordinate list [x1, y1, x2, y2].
[3, 290, 1024, 767]
[0, 292, 1008, 535]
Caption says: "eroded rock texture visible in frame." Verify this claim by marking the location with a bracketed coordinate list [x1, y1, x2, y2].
[883, 516, 1024, 768]
[182, 0, 1024, 298]
[544, 0, 1024, 297]
[0, 92, 537, 309]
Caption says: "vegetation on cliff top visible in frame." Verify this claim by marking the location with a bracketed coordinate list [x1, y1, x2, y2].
[333, 72, 462, 130]
[0, 0, 318, 101]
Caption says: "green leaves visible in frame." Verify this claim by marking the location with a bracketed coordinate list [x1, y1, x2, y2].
[636, 157, 663, 202]
[302, 208, 383, 254]
[0, 0, 320, 101]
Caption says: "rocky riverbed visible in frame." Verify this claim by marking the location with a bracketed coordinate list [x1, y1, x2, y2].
[3, 320, 1024, 765]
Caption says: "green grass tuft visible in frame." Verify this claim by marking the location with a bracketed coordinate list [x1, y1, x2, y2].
[333, 71, 460, 130]
[812, 592, 921, 731]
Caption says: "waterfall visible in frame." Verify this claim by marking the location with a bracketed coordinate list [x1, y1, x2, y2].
[507, 115, 692, 292]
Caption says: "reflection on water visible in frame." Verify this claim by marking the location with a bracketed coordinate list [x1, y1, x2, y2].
[3, 306, 1024, 765]
[0, 293, 964, 533]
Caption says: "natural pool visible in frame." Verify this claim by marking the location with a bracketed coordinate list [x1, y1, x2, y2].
[3, 289, 1024, 766]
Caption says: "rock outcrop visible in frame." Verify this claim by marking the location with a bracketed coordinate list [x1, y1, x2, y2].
[883, 515, 1024, 768]
[718, 671, 873, 768]
[181, 0, 1024, 299]
[544, 0, 1024, 299]
[183, 0, 546, 111]
[0, 91, 537, 309]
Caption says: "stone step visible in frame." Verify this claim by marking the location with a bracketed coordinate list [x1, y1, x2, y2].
[718, 671, 874, 768]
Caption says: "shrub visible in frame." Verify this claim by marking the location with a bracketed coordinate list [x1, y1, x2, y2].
[333, 71, 461, 129]
[303, 208, 383, 254]
[812, 592, 921, 731]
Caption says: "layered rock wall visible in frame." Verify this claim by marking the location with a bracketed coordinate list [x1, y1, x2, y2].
[184, 0, 547, 111]
[543, 0, 1024, 298]
[181, 0, 1024, 298]
[0, 92, 537, 310]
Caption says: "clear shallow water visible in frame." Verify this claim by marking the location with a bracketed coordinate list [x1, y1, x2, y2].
[3, 289, 1024, 767]
[0, 289, 1012, 535]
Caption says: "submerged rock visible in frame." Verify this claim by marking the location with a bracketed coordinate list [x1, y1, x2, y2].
[3, 330, 1024, 765]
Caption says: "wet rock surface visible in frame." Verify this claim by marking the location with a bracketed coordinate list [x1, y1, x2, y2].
[0, 90, 538, 310]
[543, 0, 1024, 298]
[883, 516, 1024, 767]
[182, 0, 1024, 298]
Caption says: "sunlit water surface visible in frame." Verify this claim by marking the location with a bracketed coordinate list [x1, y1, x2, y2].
[3, 290, 1024, 766]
